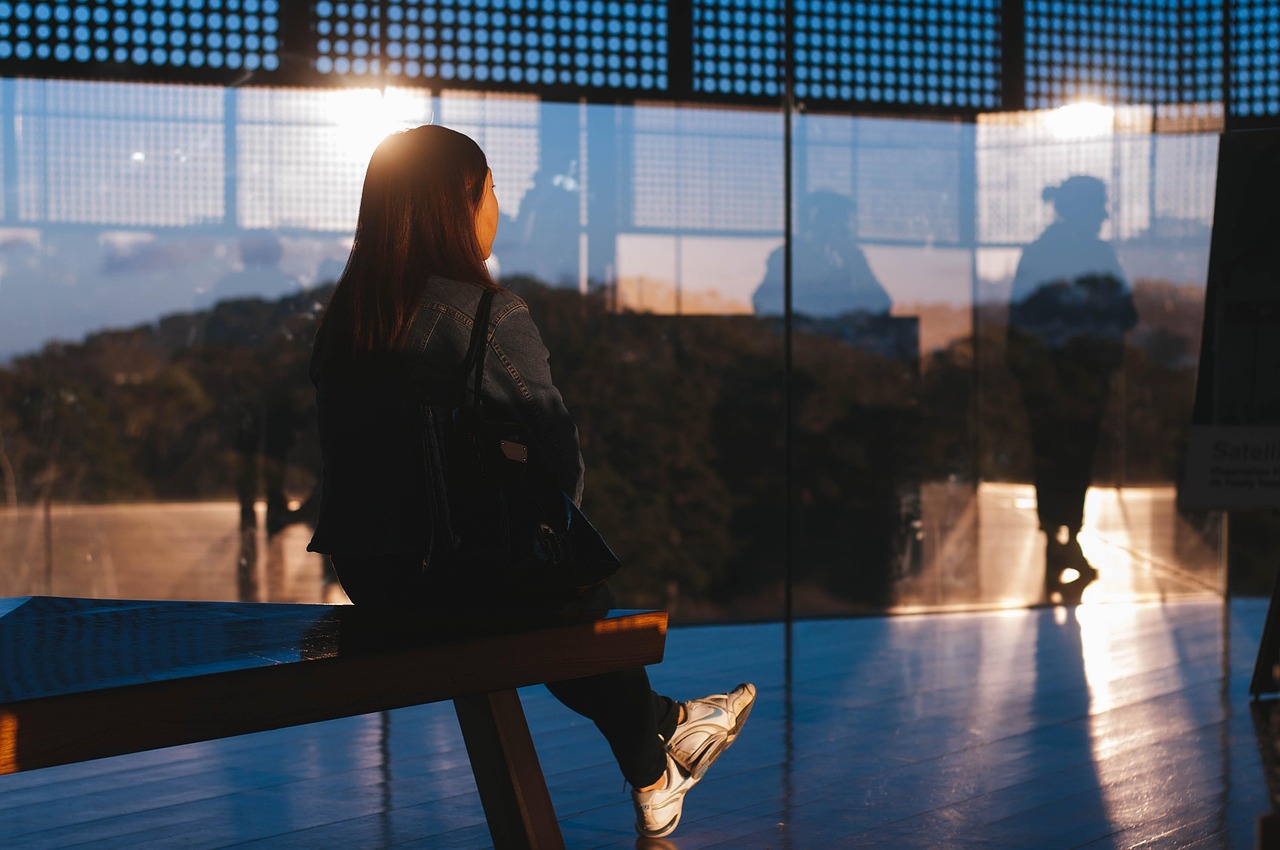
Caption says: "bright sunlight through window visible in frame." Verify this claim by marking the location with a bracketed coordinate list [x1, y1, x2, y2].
[1043, 101, 1116, 140]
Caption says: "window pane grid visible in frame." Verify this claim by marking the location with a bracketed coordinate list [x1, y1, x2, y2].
[236, 86, 433, 231]
[976, 107, 1158, 245]
[632, 106, 781, 232]
[14, 79, 224, 227]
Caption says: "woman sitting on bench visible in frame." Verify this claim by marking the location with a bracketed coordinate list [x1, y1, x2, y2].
[306, 124, 754, 840]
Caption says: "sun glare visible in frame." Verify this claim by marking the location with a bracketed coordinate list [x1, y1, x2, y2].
[1043, 101, 1115, 140]
[330, 88, 433, 162]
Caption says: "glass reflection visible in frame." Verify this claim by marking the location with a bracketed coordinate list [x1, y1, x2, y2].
[498, 101, 789, 620]
[0, 79, 1224, 618]
[1007, 175, 1137, 604]
[977, 109, 1223, 610]
[753, 191, 891, 318]
[788, 115, 967, 614]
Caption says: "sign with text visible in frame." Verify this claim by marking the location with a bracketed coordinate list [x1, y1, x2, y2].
[1181, 425, 1280, 510]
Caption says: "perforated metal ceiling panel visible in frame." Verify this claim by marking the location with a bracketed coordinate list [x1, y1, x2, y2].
[0, 2, 1271, 119]
[0, 0, 280, 71]
[1025, 0, 1179, 109]
[692, 0, 784, 97]
[313, 0, 669, 92]
[1180, 0, 1223, 106]
[691, 0, 1001, 110]
[792, 0, 1000, 109]
[1232, 0, 1280, 117]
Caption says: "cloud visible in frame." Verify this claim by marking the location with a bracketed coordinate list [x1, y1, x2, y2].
[100, 233, 217, 275]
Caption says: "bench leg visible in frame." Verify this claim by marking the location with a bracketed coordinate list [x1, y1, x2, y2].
[454, 689, 565, 850]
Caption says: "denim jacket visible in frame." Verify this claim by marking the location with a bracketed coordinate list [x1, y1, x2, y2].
[307, 275, 585, 557]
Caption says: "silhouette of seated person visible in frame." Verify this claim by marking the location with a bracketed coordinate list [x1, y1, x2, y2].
[505, 164, 580, 286]
[1006, 175, 1137, 604]
[752, 191, 891, 318]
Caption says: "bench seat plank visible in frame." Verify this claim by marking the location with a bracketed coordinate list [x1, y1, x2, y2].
[0, 596, 666, 774]
[0, 597, 666, 850]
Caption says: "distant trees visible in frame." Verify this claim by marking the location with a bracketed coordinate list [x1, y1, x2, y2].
[0, 291, 325, 505]
[511, 279, 924, 613]
[0, 275, 1209, 614]
[976, 277, 1209, 488]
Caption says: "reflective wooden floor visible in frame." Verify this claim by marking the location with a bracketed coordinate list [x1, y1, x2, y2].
[1, 598, 1273, 849]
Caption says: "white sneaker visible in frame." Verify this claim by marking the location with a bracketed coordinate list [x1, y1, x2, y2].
[632, 754, 698, 838]
[665, 682, 756, 780]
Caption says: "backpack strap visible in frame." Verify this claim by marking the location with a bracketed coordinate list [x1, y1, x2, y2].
[421, 287, 497, 567]
[460, 288, 497, 408]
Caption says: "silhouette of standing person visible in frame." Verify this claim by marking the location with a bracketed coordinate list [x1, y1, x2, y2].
[1007, 176, 1137, 604]
[752, 191, 891, 317]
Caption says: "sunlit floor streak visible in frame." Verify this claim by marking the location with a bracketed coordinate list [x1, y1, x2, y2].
[0, 598, 1270, 849]
[955, 483, 1221, 611]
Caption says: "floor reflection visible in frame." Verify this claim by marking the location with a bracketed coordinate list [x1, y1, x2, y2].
[0, 488, 1219, 612]
[0, 500, 345, 604]
[780, 600, 1261, 848]
[947, 482, 1220, 610]
[1251, 699, 1280, 846]
[0, 599, 1268, 847]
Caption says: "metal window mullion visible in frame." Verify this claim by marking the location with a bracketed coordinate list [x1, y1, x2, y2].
[1, 78, 17, 225]
[667, 0, 694, 99]
[1000, 0, 1026, 110]
[783, 0, 795, 647]
[224, 86, 237, 230]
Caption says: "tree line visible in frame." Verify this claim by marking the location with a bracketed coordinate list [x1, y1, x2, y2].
[0, 276, 1213, 611]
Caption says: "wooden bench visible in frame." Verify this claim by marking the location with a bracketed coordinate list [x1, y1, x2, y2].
[0, 596, 667, 850]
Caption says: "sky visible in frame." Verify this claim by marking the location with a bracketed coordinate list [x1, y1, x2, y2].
[0, 81, 1219, 362]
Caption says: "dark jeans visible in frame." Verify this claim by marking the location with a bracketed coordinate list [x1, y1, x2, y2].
[1016, 352, 1114, 535]
[331, 553, 679, 788]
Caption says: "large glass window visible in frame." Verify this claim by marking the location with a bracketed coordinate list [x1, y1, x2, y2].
[975, 106, 1222, 606]
[0, 78, 1222, 620]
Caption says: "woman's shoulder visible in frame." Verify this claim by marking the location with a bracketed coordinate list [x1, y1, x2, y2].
[418, 276, 528, 325]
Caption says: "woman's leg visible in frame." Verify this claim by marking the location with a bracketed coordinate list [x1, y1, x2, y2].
[331, 554, 678, 788]
[546, 671, 679, 789]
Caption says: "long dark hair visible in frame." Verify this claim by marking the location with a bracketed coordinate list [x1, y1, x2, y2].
[319, 125, 498, 353]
